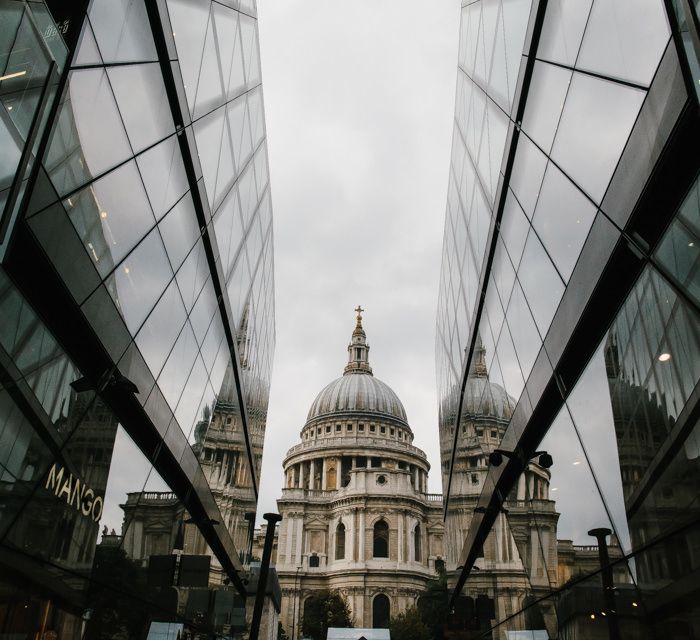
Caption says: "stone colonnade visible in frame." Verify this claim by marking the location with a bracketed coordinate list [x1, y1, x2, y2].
[285, 456, 428, 492]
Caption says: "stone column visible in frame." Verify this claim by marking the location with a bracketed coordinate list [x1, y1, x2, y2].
[295, 517, 304, 564]
[414, 466, 419, 489]
[348, 509, 355, 563]
[298, 462, 305, 489]
[398, 513, 404, 563]
[517, 474, 526, 501]
[285, 515, 294, 565]
[322, 458, 327, 489]
[309, 459, 316, 490]
[359, 510, 365, 562]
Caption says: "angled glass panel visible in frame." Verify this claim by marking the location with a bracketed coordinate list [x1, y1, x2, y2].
[192, 105, 225, 210]
[107, 63, 175, 154]
[176, 237, 209, 312]
[213, 185, 245, 277]
[537, 0, 592, 67]
[485, 98, 509, 201]
[109, 229, 174, 334]
[479, 0, 500, 90]
[654, 173, 700, 308]
[211, 2, 239, 99]
[237, 161, 257, 229]
[226, 249, 251, 329]
[577, 0, 669, 87]
[158, 192, 200, 272]
[200, 313, 225, 374]
[89, 0, 157, 63]
[74, 18, 102, 66]
[247, 87, 265, 148]
[566, 342, 632, 553]
[522, 60, 571, 155]
[189, 277, 217, 345]
[492, 237, 516, 310]
[136, 134, 189, 221]
[134, 278, 187, 378]
[193, 8, 225, 118]
[167, 0, 211, 115]
[495, 322, 526, 404]
[64, 160, 155, 279]
[500, 189, 530, 268]
[240, 14, 261, 87]
[551, 71, 645, 203]
[158, 320, 198, 411]
[488, 3, 510, 110]
[531, 161, 597, 282]
[502, 0, 533, 106]
[505, 280, 542, 379]
[227, 93, 253, 173]
[518, 229, 565, 337]
[509, 133, 547, 218]
[174, 354, 208, 437]
[45, 69, 131, 196]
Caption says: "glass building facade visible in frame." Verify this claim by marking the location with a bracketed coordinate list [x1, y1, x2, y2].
[437, 0, 700, 637]
[1, 0, 275, 637]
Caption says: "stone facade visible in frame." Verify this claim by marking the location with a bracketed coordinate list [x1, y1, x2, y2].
[275, 310, 444, 634]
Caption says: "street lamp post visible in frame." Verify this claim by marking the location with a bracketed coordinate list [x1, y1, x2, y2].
[588, 527, 621, 640]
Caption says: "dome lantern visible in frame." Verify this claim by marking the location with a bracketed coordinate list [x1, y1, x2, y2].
[344, 305, 372, 375]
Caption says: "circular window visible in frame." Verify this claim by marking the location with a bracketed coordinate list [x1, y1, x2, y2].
[376, 475, 387, 485]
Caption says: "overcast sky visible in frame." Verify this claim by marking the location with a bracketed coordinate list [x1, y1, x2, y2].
[255, 0, 461, 519]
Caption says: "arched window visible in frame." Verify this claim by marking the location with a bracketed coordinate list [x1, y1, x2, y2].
[372, 594, 390, 628]
[414, 524, 421, 562]
[373, 520, 389, 558]
[335, 522, 345, 560]
[309, 553, 319, 568]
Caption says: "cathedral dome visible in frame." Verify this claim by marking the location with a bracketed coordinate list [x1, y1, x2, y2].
[462, 376, 513, 421]
[440, 336, 515, 427]
[307, 373, 408, 424]
[305, 307, 409, 428]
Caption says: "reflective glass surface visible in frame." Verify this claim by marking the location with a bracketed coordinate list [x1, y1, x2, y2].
[437, 1, 694, 636]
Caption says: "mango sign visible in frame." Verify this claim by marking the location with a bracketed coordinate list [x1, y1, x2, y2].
[44, 463, 104, 522]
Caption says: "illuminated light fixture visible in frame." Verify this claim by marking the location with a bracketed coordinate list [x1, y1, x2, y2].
[100, 211, 108, 219]
[573, 461, 581, 466]
[124, 266, 130, 274]
[551, 487, 558, 491]
[601, 612, 606, 617]
[7, 105, 12, 111]
[658, 352, 671, 362]
[590, 614, 595, 620]
[67, 198, 73, 206]
[632, 602, 638, 607]
[0, 70, 27, 81]
[690, 242, 695, 247]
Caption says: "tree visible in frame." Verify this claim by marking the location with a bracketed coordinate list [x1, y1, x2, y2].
[390, 606, 431, 640]
[417, 565, 449, 640]
[301, 590, 353, 640]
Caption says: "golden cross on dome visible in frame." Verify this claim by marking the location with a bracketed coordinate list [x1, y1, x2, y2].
[354, 305, 364, 322]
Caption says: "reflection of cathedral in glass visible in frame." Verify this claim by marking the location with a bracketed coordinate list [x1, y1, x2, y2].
[441, 336, 560, 635]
